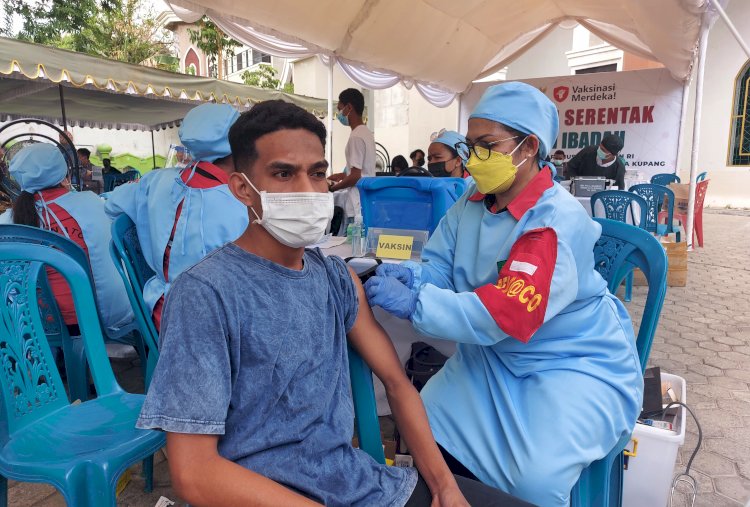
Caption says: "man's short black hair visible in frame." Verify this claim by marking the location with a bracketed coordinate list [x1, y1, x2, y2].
[553, 150, 565, 157]
[229, 100, 326, 172]
[338, 88, 365, 115]
[77, 148, 91, 158]
[410, 149, 425, 160]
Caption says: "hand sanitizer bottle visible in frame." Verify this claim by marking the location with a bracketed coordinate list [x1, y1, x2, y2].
[351, 214, 365, 257]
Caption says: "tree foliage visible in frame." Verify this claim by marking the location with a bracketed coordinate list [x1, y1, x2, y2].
[187, 17, 240, 79]
[5, 0, 175, 67]
[241, 64, 281, 89]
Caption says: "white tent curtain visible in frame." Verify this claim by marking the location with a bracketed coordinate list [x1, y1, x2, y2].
[166, 0, 721, 108]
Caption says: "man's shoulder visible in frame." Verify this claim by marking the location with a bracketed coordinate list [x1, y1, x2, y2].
[176, 244, 236, 285]
[352, 125, 374, 142]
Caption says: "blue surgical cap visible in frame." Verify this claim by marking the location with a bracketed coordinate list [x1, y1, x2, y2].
[9, 143, 68, 193]
[432, 130, 466, 155]
[469, 81, 559, 160]
[179, 103, 240, 162]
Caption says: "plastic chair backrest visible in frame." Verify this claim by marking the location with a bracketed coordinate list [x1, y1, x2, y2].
[696, 171, 708, 182]
[109, 215, 159, 354]
[590, 190, 648, 228]
[650, 173, 680, 186]
[0, 224, 93, 340]
[629, 183, 674, 235]
[592, 218, 668, 371]
[111, 215, 155, 291]
[0, 243, 121, 438]
[695, 179, 709, 211]
[356, 177, 466, 235]
[348, 344, 386, 464]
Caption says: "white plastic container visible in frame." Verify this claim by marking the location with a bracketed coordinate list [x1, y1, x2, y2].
[623, 373, 687, 507]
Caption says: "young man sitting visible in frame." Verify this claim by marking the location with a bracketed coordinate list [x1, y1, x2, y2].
[137, 100, 531, 507]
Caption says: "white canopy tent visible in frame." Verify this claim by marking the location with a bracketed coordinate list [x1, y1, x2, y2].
[167, 0, 750, 249]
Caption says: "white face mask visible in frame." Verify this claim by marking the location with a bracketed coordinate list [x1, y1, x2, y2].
[241, 173, 334, 248]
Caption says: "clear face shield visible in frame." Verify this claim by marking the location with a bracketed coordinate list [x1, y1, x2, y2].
[166, 144, 193, 169]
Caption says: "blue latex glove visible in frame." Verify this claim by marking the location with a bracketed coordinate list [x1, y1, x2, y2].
[375, 263, 414, 289]
[364, 275, 417, 320]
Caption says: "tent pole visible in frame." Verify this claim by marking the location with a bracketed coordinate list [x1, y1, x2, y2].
[151, 130, 156, 170]
[58, 84, 68, 129]
[326, 57, 334, 174]
[709, 0, 750, 58]
[686, 23, 710, 251]
[674, 79, 691, 176]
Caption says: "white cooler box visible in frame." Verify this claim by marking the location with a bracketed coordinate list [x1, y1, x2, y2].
[623, 373, 687, 507]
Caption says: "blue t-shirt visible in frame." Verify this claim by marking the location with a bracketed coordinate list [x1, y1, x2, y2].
[137, 244, 416, 506]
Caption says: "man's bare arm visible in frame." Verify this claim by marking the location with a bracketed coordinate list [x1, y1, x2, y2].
[167, 433, 323, 507]
[346, 269, 469, 506]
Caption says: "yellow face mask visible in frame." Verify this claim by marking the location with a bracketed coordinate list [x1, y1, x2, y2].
[465, 138, 528, 195]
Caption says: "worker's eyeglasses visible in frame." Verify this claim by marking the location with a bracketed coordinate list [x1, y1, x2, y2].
[430, 128, 447, 142]
[454, 136, 519, 161]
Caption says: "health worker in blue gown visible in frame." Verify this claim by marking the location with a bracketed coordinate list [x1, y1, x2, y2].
[364, 81, 644, 507]
[105, 103, 248, 330]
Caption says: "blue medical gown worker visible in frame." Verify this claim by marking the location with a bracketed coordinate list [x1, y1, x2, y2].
[365, 82, 643, 507]
[105, 103, 248, 328]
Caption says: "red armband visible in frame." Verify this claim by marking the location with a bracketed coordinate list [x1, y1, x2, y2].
[474, 228, 557, 343]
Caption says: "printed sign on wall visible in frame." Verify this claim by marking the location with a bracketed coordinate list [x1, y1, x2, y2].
[460, 68, 685, 181]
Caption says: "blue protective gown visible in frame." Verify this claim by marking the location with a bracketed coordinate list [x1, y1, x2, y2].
[104, 165, 248, 315]
[406, 168, 643, 507]
[0, 190, 133, 331]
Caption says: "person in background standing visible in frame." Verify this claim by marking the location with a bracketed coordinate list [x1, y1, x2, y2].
[566, 134, 626, 189]
[328, 88, 376, 218]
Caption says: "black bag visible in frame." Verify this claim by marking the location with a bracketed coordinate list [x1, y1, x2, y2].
[405, 342, 448, 392]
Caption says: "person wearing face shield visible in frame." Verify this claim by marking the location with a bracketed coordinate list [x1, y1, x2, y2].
[363, 82, 643, 507]
[137, 100, 532, 507]
[427, 130, 468, 178]
[0, 143, 133, 333]
[105, 103, 248, 331]
[566, 133, 626, 189]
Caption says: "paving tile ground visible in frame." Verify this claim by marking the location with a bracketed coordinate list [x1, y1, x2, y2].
[9, 208, 750, 506]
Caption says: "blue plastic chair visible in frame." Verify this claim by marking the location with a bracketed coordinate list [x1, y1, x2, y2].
[348, 344, 386, 464]
[570, 218, 668, 507]
[650, 173, 681, 186]
[0, 243, 165, 506]
[629, 183, 676, 239]
[590, 191, 648, 302]
[109, 214, 159, 386]
[0, 224, 147, 401]
[696, 171, 708, 182]
[356, 177, 467, 235]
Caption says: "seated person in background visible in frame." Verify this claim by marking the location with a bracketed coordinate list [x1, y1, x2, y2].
[550, 149, 566, 177]
[391, 154, 409, 175]
[102, 158, 121, 175]
[77, 148, 104, 193]
[566, 134, 626, 189]
[428, 129, 467, 178]
[105, 103, 248, 331]
[0, 143, 133, 334]
[137, 100, 531, 507]
[410, 149, 426, 168]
